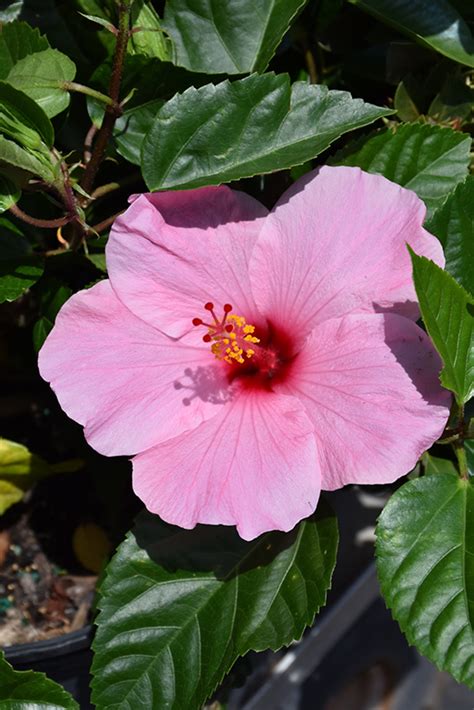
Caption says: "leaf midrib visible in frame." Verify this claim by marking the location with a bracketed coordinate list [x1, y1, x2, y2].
[94, 524, 307, 708]
[155, 93, 385, 187]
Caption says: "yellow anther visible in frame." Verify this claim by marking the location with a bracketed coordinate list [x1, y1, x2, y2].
[203, 309, 259, 365]
[228, 314, 245, 328]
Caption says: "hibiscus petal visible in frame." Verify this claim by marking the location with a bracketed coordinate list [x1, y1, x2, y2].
[250, 166, 444, 340]
[132, 390, 320, 541]
[279, 313, 451, 489]
[107, 186, 268, 338]
[38, 280, 231, 456]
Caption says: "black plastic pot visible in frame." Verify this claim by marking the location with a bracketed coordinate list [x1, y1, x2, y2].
[4, 625, 93, 708]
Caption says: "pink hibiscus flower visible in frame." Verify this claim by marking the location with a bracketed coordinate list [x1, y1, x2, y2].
[39, 166, 451, 540]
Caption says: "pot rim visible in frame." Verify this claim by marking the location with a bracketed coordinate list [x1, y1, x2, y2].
[3, 624, 93, 663]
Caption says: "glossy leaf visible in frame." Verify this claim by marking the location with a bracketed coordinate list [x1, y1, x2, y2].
[142, 73, 391, 190]
[0, 221, 44, 303]
[349, 0, 474, 67]
[0, 21, 49, 78]
[427, 177, 474, 296]
[6, 48, 76, 118]
[410, 249, 474, 404]
[332, 123, 470, 219]
[376, 474, 474, 686]
[0, 651, 79, 709]
[91, 506, 338, 709]
[163, 0, 308, 74]
[0, 175, 20, 213]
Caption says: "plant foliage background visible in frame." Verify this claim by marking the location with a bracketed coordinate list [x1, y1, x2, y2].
[0, 0, 473, 707]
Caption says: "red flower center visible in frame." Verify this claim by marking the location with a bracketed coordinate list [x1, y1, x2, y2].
[192, 303, 296, 390]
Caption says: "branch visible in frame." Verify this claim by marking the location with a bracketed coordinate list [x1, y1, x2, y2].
[90, 210, 125, 234]
[9, 203, 72, 229]
[80, 2, 131, 196]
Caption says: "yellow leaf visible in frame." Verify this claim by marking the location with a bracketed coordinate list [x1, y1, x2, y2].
[0, 479, 25, 515]
[0, 438, 50, 477]
[73, 523, 112, 574]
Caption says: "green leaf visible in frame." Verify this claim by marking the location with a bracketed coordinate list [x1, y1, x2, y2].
[0, 438, 50, 515]
[0, 438, 50, 477]
[114, 100, 162, 165]
[91, 506, 338, 709]
[6, 48, 76, 118]
[129, 0, 171, 60]
[0, 438, 82, 514]
[409, 249, 474, 403]
[332, 123, 471, 219]
[428, 75, 474, 122]
[0, 479, 25, 513]
[349, 0, 474, 68]
[0, 650, 79, 708]
[0, 81, 54, 149]
[394, 79, 421, 121]
[78, 12, 117, 33]
[142, 73, 391, 190]
[88, 55, 214, 164]
[0, 21, 77, 117]
[0, 135, 54, 181]
[0, 174, 20, 213]
[0, 221, 44, 303]
[32, 277, 72, 351]
[87, 252, 107, 272]
[163, 0, 308, 74]
[376, 474, 474, 686]
[423, 452, 458, 475]
[427, 177, 474, 296]
[0, 21, 49, 78]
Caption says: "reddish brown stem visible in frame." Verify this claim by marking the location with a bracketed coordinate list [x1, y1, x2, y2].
[9, 203, 72, 229]
[84, 123, 99, 165]
[80, 2, 131, 196]
[90, 210, 125, 235]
